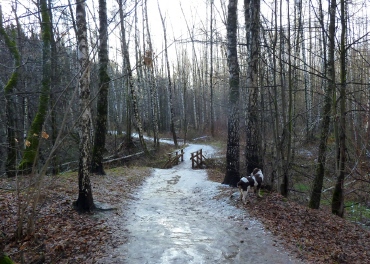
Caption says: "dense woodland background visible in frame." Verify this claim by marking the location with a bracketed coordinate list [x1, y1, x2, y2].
[1, 0, 370, 234]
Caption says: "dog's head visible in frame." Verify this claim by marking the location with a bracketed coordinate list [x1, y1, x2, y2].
[252, 168, 264, 183]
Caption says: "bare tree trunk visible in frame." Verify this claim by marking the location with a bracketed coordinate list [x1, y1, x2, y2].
[244, 0, 263, 174]
[158, 5, 178, 147]
[222, 0, 240, 187]
[309, 0, 336, 209]
[210, 0, 215, 137]
[75, 0, 95, 212]
[118, 0, 149, 154]
[280, 0, 293, 197]
[144, 0, 159, 149]
[91, 0, 110, 175]
[48, 0, 59, 175]
[332, 0, 347, 217]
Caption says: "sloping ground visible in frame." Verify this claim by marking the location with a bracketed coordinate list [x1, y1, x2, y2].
[243, 193, 370, 264]
[209, 169, 370, 264]
[0, 167, 152, 263]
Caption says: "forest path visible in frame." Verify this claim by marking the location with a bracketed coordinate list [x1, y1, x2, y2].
[98, 144, 302, 264]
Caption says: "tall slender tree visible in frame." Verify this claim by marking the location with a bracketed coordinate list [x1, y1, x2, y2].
[309, 0, 336, 209]
[222, 0, 240, 187]
[158, 5, 178, 147]
[91, 0, 110, 175]
[118, 0, 149, 154]
[210, 0, 215, 137]
[143, 0, 159, 149]
[244, 0, 263, 174]
[332, 0, 347, 217]
[75, 0, 95, 212]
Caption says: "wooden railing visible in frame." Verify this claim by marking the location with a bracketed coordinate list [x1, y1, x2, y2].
[190, 149, 207, 169]
[163, 149, 184, 169]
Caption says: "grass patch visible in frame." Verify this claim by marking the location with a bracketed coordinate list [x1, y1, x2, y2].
[345, 202, 370, 224]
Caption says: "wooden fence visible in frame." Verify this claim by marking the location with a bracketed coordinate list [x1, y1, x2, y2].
[163, 149, 184, 169]
[190, 149, 207, 169]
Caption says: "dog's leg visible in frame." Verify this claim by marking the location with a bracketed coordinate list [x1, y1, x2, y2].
[238, 187, 243, 202]
[242, 186, 250, 204]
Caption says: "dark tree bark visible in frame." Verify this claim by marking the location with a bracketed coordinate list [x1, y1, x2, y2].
[222, 0, 240, 187]
[244, 0, 263, 175]
[75, 0, 95, 212]
[18, 0, 51, 173]
[309, 0, 336, 209]
[48, 0, 59, 175]
[332, 0, 347, 217]
[0, 6, 21, 178]
[92, 0, 110, 175]
[280, 0, 293, 197]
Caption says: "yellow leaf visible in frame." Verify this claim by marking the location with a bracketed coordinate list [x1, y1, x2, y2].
[25, 140, 31, 147]
[33, 133, 38, 137]
[14, 138, 18, 142]
[42, 131, 49, 139]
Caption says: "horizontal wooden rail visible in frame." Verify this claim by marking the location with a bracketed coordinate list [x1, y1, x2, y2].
[190, 149, 207, 169]
[163, 149, 185, 169]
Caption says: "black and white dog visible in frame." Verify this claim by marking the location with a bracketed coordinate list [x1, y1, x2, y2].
[237, 168, 264, 204]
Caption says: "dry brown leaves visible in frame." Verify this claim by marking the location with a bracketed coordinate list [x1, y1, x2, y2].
[241, 193, 370, 264]
[0, 166, 151, 263]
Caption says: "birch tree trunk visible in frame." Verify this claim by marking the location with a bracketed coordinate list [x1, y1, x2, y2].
[75, 0, 95, 212]
[92, 0, 110, 175]
[222, 0, 240, 187]
[144, 0, 159, 149]
[309, 0, 336, 209]
[158, 5, 178, 147]
[118, 0, 149, 154]
[0, 6, 21, 177]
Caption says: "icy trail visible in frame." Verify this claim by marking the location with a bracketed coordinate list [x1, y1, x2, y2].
[99, 144, 301, 263]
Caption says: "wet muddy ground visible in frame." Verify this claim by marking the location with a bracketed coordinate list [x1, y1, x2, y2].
[98, 144, 302, 263]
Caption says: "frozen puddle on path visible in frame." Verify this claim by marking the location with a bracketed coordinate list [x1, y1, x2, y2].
[101, 144, 301, 264]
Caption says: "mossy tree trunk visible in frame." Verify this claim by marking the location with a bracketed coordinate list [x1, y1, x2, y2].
[0, 6, 21, 178]
[222, 0, 240, 187]
[92, 0, 110, 175]
[18, 0, 51, 174]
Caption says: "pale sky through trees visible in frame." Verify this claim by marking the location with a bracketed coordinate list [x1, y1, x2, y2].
[1, 0, 370, 70]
